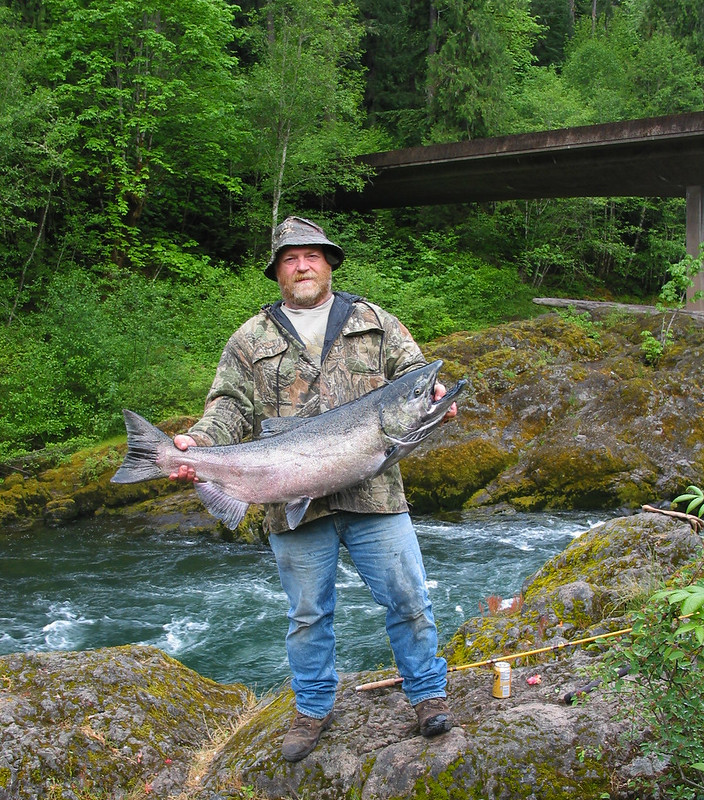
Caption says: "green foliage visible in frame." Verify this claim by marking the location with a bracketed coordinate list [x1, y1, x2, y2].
[506, 65, 594, 132]
[507, 195, 685, 298]
[529, 0, 574, 66]
[658, 250, 704, 308]
[639, 247, 704, 364]
[626, 29, 704, 117]
[559, 7, 704, 124]
[426, 0, 543, 140]
[640, 329, 670, 366]
[79, 448, 123, 486]
[603, 585, 704, 798]
[331, 213, 538, 341]
[356, 0, 430, 147]
[672, 485, 704, 519]
[0, 263, 278, 460]
[0, 0, 246, 290]
[0, 6, 70, 320]
[652, 584, 704, 645]
[635, 0, 704, 66]
[237, 0, 373, 233]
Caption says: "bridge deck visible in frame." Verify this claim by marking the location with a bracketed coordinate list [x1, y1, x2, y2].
[337, 112, 704, 207]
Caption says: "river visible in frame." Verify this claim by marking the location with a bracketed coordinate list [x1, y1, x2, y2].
[0, 510, 609, 690]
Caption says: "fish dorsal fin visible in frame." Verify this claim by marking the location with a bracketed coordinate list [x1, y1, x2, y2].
[285, 497, 312, 530]
[259, 416, 308, 438]
[194, 481, 249, 531]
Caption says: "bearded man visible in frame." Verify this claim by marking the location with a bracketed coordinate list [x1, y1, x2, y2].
[171, 216, 457, 761]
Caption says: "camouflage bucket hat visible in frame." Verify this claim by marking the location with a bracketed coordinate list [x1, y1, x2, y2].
[265, 216, 345, 280]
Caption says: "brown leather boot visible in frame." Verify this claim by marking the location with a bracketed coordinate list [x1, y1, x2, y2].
[281, 710, 334, 762]
[414, 697, 455, 737]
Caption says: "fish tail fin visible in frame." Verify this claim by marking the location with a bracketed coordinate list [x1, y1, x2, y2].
[111, 409, 172, 484]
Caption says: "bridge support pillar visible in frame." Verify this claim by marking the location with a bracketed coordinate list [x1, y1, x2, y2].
[686, 185, 704, 311]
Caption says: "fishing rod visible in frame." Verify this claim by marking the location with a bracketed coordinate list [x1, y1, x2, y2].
[354, 626, 634, 692]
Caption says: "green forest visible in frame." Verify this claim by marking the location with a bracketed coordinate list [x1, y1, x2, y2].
[1, 0, 703, 461]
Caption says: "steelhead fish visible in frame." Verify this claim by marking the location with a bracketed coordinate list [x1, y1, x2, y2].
[111, 360, 465, 531]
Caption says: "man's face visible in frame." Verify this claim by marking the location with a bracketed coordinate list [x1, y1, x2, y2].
[276, 246, 333, 309]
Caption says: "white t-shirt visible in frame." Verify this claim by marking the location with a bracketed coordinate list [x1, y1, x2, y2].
[280, 295, 334, 365]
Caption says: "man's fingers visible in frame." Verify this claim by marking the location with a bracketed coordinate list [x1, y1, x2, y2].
[434, 382, 458, 422]
[169, 463, 197, 482]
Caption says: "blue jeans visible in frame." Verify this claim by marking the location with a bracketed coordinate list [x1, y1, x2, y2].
[269, 511, 447, 718]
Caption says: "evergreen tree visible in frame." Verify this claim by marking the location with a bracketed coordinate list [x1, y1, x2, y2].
[634, 0, 704, 64]
[425, 0, 543, 141]
[356, 0, 432, 146]
[529, 0, 573, 66]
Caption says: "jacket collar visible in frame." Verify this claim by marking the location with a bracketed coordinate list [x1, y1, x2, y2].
[264, 292, 366, 364]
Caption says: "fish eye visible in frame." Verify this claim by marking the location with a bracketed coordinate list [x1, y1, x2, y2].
[414, 387, 422, 396]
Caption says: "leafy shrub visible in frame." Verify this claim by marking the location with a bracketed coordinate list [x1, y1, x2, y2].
[0, 262, 278, 460]
[603, 582, 704, 799]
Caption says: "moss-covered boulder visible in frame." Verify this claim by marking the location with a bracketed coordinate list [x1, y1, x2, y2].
[193, 659, 637, 800]
[405, 307, 704, 514]
[0, 645, 252, 800]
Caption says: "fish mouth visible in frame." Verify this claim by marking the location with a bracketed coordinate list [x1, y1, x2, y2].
[383, 361, 467, 447]
[424, 381, 466, 431]
[430, 375, 466, 414]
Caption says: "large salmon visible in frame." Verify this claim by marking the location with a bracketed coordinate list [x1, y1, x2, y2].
[111, 360, 465, 530]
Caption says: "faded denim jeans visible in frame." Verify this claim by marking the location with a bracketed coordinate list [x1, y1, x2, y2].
[269, 511, 447, 719]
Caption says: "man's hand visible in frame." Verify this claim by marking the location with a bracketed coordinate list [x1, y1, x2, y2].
[170, 434, 198, 482]
[434, 383, 458, 422]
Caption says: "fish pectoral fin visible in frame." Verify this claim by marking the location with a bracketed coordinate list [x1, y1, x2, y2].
[194, 481, 249, 531]
[259, 416, 309, 438]
[284, 497, 312, 530]
[370, 444, 401, 478]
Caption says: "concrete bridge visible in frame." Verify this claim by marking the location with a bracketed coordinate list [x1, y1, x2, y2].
[335, 112, 704, 310]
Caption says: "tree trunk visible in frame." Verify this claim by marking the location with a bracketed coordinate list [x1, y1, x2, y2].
[426, 3, 439, 104]
[271, 130, 289, 242]
[7, 180, 53, 326]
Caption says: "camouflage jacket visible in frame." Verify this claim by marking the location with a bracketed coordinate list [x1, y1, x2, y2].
[187, 292, 427, 534]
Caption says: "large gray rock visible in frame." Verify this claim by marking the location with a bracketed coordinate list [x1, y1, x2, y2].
[0, 646, 251, 800]
[193, 658, 640, 800]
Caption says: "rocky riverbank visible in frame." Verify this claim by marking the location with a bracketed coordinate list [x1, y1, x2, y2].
[3, 305, 704, 536]
[1, 510, 701, 799]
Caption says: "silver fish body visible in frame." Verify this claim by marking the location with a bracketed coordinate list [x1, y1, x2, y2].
[111, 360, 465, 530]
